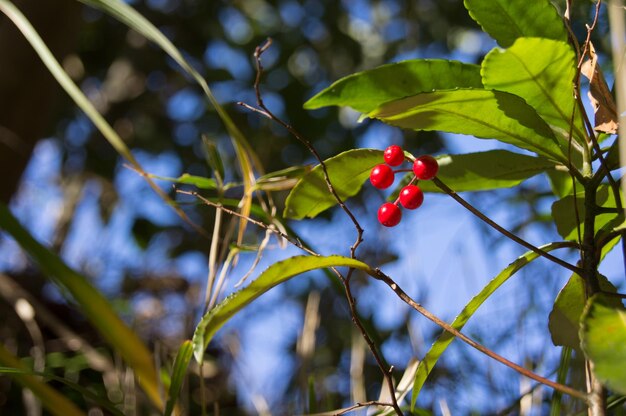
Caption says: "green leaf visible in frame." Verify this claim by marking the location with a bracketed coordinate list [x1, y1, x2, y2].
[192, 255, 373, 362]
[482, 38, 586, 146]
[0, 203, 163, 410]
[551, 185, 623, 242]
[369, 89, 565, 162]
[547, 170, 575, 198]
[464, 0, 568, 48]
[581, 294, 626, 394]
[0, 344, 85, 416]
[549, 274, 620, 350]
[164, 340, 194, 416]
[284, 149, 381, 219]
[304, 59, 483, 113]
[148, 173, 217, 190]
[415, 150, 557, 193]
[254, 165, 313, 192]
[411, 243, 573, 410]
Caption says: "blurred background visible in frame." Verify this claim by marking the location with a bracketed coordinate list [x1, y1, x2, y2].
[0, 0, 621, 414]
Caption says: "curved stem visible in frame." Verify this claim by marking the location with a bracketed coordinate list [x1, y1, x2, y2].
[369, 268, 589, 402]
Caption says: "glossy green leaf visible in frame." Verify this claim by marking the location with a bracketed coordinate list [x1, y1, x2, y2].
[192, 255, 373, 362]
[464, 0, 567, 48]
[0, 203, 163, 410]
[551, 185, 623, 241]
[304, 59, 482, 113]
[482, 38, 586, 146]
[411, 243, 573, 410]
[549, 274, 620, 350]
[164, 340, 194, 416]
[0, 344, 86, 416]
[416, 150, 557, 193]
[581, 295, 626, 394]
[284, 149, 381, 219]
[369, 89, 565, 162]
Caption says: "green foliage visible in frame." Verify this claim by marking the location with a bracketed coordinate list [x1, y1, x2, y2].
[284, 149, 381, 219]
[581, 295, 626, 394]
[551, 185, 623, 241]
[304, 60, 483, 113]
[0, 203, 163, 410]
[192, 255, 373, 361]
[549, 274, 620, 350]
[464, 0, 568, 47]
[481, 37, 586, 147]
[369, 89, 565, 161]
[164, 340, 194, 416]
[414, 150, 558, 192]
[0, 345, 85, 416]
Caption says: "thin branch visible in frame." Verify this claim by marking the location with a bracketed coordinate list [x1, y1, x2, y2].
[240, 38, 401, 415]
[369, 268, 589, 402]
[432, 177, 583, 274]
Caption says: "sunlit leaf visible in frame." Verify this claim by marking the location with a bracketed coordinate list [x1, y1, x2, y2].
[549, 274, 619, 350]
[304, 59, 482, 113]
[0, 203, 163, 410]
[464, 0, 567, 47]
[482, 38, 586, 147]
[369, 89, 566, 162]
[415, 150, 557, 193]
[284, 149, 381, 219]
[192, 255, 373, 362]
[0, 344, 86, 416]
[164, 340, 194, 416]
[411, 243, 573, 410]
[581, 295, 626, 394]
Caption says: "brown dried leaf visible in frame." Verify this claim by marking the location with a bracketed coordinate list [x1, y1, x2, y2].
[581, 42, 618, 134]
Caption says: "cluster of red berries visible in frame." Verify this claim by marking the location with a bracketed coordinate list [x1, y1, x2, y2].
[369, 145, 439, 227]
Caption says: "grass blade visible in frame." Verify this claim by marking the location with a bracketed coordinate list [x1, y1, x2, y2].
[164, 340, 194, 416]
[0, 203, 163, 411]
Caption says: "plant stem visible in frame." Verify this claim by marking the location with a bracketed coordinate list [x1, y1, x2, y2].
[582, 181, 607, 416]
[432, 177, 582, 274]
[369, 268, 589, 402]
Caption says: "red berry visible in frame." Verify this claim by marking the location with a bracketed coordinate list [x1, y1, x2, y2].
[399, 185, 424, 209]
[370, 164, 394, 189]
[413, 155, 439, 180]
[377, 202, 402, 227]
[384, 145, 405, 166]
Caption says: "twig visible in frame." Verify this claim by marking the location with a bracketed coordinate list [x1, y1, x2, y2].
[369, 268, 589, 402]
[432, 177, 583, 274]
[238, 38, 401, 415]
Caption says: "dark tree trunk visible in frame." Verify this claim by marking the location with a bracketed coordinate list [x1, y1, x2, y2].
[0, 0, 81, 203]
